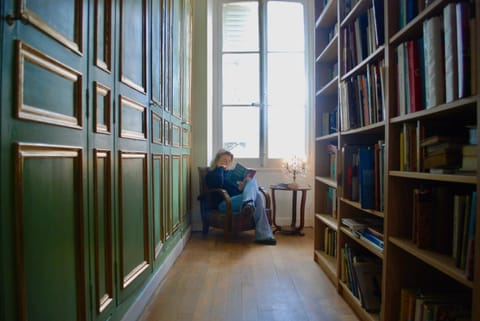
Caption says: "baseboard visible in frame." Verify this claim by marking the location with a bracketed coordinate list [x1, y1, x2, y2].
[121, 226, 191, 321]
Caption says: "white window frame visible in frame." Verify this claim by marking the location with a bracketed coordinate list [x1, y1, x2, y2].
[212, 0, 315, 169]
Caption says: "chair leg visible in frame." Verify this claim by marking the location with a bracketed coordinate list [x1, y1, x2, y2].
[200, 201, 210, 235]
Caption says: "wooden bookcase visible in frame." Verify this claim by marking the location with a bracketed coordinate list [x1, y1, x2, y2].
[313, 0, 480, 320]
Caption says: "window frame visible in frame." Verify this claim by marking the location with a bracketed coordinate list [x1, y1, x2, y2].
[212, 0, 314, 169]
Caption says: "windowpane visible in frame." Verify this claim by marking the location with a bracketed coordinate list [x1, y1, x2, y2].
[223, 107, 259, 158]
[267, 51, 306, 159]
[267, 2, 304, 51]
[222, 53, 259, 105]
[223, 2, 259, 52]
[268, 105, 306, 159]
[267, 52, 306, 106]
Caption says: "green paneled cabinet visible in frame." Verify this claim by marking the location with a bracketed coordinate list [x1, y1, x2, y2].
[0, 1, 193, 321]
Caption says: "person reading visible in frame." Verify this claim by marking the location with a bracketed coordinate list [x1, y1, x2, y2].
[205, 149, 276, 245]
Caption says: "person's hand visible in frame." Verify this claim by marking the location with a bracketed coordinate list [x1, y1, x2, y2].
[237, 180, 245, 191]
[216, 154, 232, 169]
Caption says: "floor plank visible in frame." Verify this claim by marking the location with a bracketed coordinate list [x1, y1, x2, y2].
[138, 228, 359, 321]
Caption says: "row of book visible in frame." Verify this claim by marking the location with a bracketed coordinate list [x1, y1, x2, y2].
[395, 1, 477, 116]
[340, 243, 382, 312]
[326, 186, 337, 218]
[342, 141, 385, 211]
[323, 227, 337, 257]
[319, 109, 337, 136]
[328, 144, 337, 179]
[399, 288, 471, 321]
[399, 121, 477, 173]
[411, 187, 476, 280]
[341, 0, 384, 72]
[340, 60, 385, 131]
[398, 0, 427, 29]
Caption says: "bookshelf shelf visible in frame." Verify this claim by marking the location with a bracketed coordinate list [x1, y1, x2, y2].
[339, 282, 381, 321]
[390, 237, 474, 289]
[339, 198, 384, 219]
[316, 75, 338, 96]
[389, 170, 477, 185]
[316, 132, 338, 142]
[389, 0, 452, 45]
[317, 34, 338, 63]
[314, 249, 338, 284]
[340, 0, 373, 27]
[341, 46, 384, 80]
[316, 213, 338, 230]
[316, 0, 338, 28]
[389, 96, 477, 123]
[340, 227, 384, 259]
[340, 121, 385, 136]
[315, 176, 337, 188]
[314, 0, 479, 319]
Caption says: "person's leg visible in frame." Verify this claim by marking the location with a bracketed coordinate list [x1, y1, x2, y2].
[218, 179, 258, 211]
[241, 178, 259, 205]
[252, 191, 276, 243]
[218, 194, 243, 212]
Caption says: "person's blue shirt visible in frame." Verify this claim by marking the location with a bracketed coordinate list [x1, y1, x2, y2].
[205, 166, 241, 197]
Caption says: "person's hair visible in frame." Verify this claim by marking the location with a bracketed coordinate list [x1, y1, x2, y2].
[210, 149, 234, 169]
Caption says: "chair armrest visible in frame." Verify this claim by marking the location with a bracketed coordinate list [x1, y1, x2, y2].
[197, 188, 232, 211]
[258, 186, 271, 209]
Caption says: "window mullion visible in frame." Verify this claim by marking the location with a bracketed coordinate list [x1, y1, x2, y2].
[259, 0, 267, 166]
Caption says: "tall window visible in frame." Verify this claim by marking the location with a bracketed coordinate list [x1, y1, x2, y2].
[216, 0, 309, 165]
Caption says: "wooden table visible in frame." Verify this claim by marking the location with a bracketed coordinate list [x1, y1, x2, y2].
[270, 184, 311, 236]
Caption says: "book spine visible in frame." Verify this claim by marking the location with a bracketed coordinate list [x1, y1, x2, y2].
[444, 3, 459, 102]
[456, 1, 471, 98]
[423, 16, 445, 108]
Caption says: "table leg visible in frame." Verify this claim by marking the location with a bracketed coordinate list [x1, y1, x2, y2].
[271, 189, 280, 233]
[291, 190, 297, 228]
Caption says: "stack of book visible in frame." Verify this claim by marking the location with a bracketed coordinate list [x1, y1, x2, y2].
[399, 288, 470, 321]
[341, 217, 384, 251]
[420, 135, 463, 172]
[459, 144, 477, 173]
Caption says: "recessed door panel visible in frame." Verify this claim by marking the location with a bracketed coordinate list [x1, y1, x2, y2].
[119, 152, 149, 289]
[15, 144, 85, 321]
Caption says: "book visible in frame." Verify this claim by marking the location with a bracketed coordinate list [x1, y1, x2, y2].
[359, 230, 384, 250]
[453, 194, 467, 261]
[359, 147, 375, 209]
[459, 193, 471, 269]
[352, 256, 382, 312]
[407, 39, 423, 112]
[465, 191, 477, 280]
[423, 16, 445, 108]
[456, 1, 472, 98]
[431, 186, 453, 254]
[229, 163, 256, 185]
[371, 0, 384, 47]
[412, 188, 433, 249]
[444, 3, 459, 102]
[423, 152, 462, 169]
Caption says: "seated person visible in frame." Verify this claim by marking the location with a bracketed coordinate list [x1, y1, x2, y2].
[206, 149, 276, 245]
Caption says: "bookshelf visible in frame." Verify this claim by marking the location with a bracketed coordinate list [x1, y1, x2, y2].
[313, 0, 479, 320]
[314, 0, 340, 288]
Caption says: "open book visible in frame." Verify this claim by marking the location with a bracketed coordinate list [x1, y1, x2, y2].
[229, 163, 256, 184]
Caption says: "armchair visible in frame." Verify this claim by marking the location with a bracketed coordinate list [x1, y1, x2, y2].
[197, 166, 272, 241]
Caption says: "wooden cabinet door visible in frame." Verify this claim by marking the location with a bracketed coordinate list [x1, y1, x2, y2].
[1, 1, 90, 321]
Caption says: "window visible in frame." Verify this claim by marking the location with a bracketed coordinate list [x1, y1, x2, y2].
[214, 0, 310, 166]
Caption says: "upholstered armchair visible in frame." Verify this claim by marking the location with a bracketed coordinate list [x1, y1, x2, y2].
[197, 166, 272, 240]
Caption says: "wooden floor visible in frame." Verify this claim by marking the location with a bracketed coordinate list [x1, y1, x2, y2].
[138, 227, 359, 321]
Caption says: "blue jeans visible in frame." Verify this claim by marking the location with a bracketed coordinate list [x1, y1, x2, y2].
[218, 178, 274, 241]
